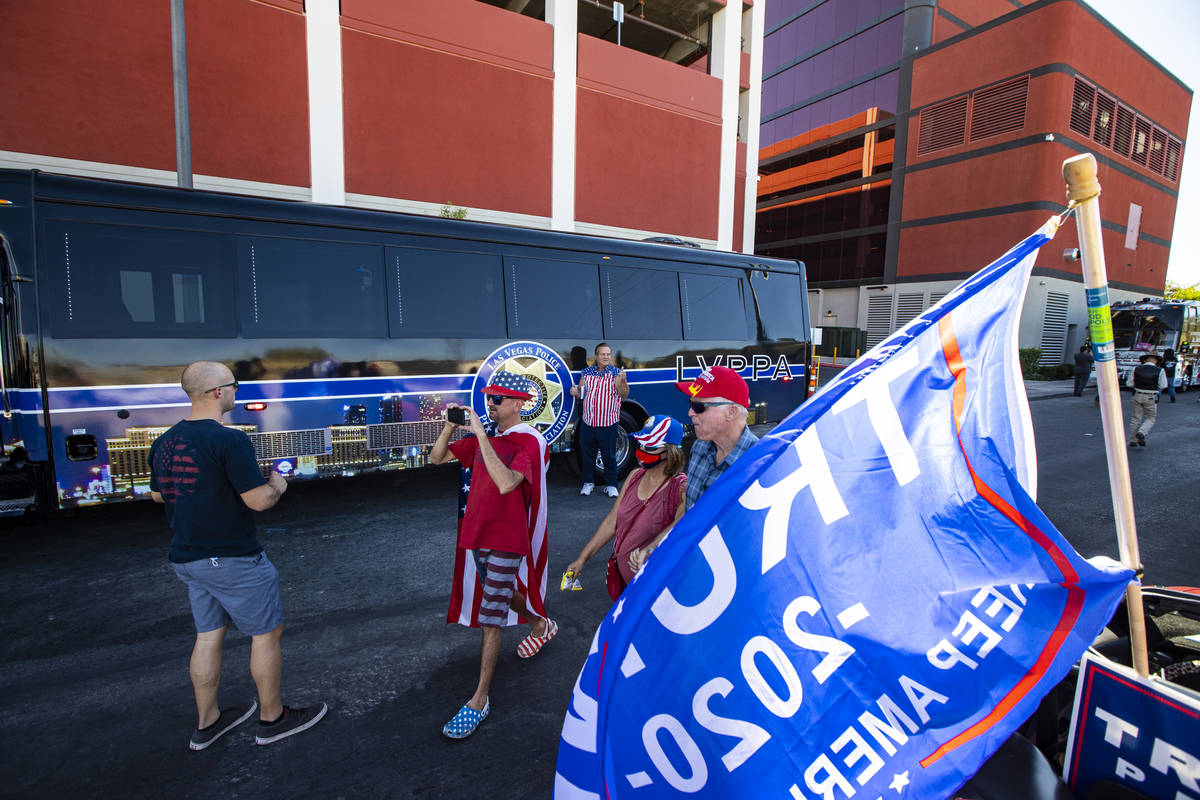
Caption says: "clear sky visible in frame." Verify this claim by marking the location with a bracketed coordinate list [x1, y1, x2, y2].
[1082, 0, 1200, 289]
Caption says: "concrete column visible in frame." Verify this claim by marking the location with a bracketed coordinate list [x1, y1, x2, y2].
[306, 0, 345, 205]
[741, 2, 764, 254]
[710, 0, 743, 250]
[547, 0, 577, 232]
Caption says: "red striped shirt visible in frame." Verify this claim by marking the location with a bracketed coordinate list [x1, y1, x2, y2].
[580, 366, 622, 427]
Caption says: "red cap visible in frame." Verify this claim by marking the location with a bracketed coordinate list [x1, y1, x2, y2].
[675, 365, 749, 408]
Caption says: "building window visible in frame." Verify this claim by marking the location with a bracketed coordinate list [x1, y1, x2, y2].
[1113, 104, 1135, 157]
[1069, 79, 1095, 136]
[917, 94, 968, 155]
[917, 75, 1030, 155]
[1069, 76, 1183, 183]
[969, 75, 1028, 141]
[1092, 92, 1115, 149]
[1132, 116, 1151, 166]
[1165, 138, 1182, 181]
[1149, 127, 1167, 174]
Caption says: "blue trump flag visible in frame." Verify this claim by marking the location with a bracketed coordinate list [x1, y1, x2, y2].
[555, 221, 1133, 800]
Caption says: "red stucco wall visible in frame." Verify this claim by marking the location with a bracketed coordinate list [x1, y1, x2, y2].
[186, 0, 310, 186]
[0, 0, 175, 170]
[340, 0, 553, 215]
[575, 35, 722, 239]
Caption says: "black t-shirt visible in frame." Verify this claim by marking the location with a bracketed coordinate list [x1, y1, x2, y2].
[148, 419, 267, 563]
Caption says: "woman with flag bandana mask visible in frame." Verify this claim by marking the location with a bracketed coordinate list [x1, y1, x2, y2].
[563, 416, 687, 598]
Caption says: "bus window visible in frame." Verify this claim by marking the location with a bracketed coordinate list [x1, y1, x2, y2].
[750, 271, 806, 341]
[504, 256, 602, 340]
[238, 237, 386, 338]
[387, 248, 505, 338]
[680, 271, 749, 340]
[45, 222, 235, 338]
[600, 264, 682, 339]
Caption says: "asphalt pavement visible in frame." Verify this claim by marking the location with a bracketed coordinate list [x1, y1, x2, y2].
[1, 385, 1196, 798]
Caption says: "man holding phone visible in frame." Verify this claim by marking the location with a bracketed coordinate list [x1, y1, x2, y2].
[430, 370, 555, 739]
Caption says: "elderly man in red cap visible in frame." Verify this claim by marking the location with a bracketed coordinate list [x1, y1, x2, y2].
[430, 370, 556, 739]
[629, 365, 757, 572]
[676, 365, 758, 509]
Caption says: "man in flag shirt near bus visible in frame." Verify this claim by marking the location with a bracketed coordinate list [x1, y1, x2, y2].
[570, 343, 629, 497]
[431, 369, 554, 740]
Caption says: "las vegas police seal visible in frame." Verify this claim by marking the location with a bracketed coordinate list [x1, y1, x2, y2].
[472, 341, 575, 444]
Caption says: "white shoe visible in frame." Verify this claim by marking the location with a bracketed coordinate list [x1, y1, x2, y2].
[604, 486, 619, 498]
[580, 483, 594, 496]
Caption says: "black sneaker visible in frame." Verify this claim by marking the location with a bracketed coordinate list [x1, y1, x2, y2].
[189, 700, 258, 751]
[1136, 432, 1146, 447]
[254, 703, 328, 746]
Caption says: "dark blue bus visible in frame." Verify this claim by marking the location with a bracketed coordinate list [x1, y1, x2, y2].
[0, 169, 811, 515]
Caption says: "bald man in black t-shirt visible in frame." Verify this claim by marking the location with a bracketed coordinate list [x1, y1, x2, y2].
[150, 360, 326, 751]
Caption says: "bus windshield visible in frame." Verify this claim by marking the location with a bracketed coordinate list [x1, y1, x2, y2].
[1111, 308, 1183, 351]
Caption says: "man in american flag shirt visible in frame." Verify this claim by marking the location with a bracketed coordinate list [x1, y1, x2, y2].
[569, 343, 628, 497]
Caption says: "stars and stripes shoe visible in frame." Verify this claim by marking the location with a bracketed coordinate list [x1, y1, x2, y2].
[254, 703, 328, 746]
[517, 618, 558, 659]
[443, 699, 489, 739]
[189, 700, 258, 751]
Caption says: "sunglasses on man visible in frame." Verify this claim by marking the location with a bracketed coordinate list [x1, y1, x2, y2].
[206, 381, 239, 394]
[689, 400, 736, 415]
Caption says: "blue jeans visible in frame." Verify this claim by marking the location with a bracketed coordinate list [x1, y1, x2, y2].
[579, 422, 618, 486]
[1163, 376, 1176, 400]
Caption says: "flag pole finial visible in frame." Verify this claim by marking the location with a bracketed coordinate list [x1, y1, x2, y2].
[1063, 153, 1100, 203]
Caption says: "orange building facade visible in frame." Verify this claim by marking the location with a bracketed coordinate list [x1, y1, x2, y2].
[757, 0, 1190, 362]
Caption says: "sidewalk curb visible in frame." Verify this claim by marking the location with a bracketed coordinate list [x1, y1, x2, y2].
[1027, 392, 1076, 402]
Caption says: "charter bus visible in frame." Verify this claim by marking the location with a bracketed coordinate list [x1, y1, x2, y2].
[0, 169, 812, 516]
[1109, 298, 1200, 390]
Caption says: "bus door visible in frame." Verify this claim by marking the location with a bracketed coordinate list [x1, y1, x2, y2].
[0, 235, 40, 515]
[0, 237, 19, 449]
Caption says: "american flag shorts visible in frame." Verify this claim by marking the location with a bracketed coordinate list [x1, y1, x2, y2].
[471, 549, 523, 627]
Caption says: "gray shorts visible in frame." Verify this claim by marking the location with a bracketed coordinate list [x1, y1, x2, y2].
[172, 552, 284, 636]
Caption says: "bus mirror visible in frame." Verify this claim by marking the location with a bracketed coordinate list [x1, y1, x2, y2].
[65, 434, 98, 462]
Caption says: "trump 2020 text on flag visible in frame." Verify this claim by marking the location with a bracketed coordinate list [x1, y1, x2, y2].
[554, 221, 1133, 800]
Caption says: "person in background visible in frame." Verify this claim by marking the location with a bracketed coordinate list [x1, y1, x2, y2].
[564, 416, 687, 599]
[1126, 352, 1167, 447]
[570, 343, 628, 498]
[150, 360, 326, 751]
[1073, 344, 1094, 397]
[1161, 348, 1177, 403]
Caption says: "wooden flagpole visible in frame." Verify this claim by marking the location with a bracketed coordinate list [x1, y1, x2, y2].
[1062, 153, 1150, 677]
